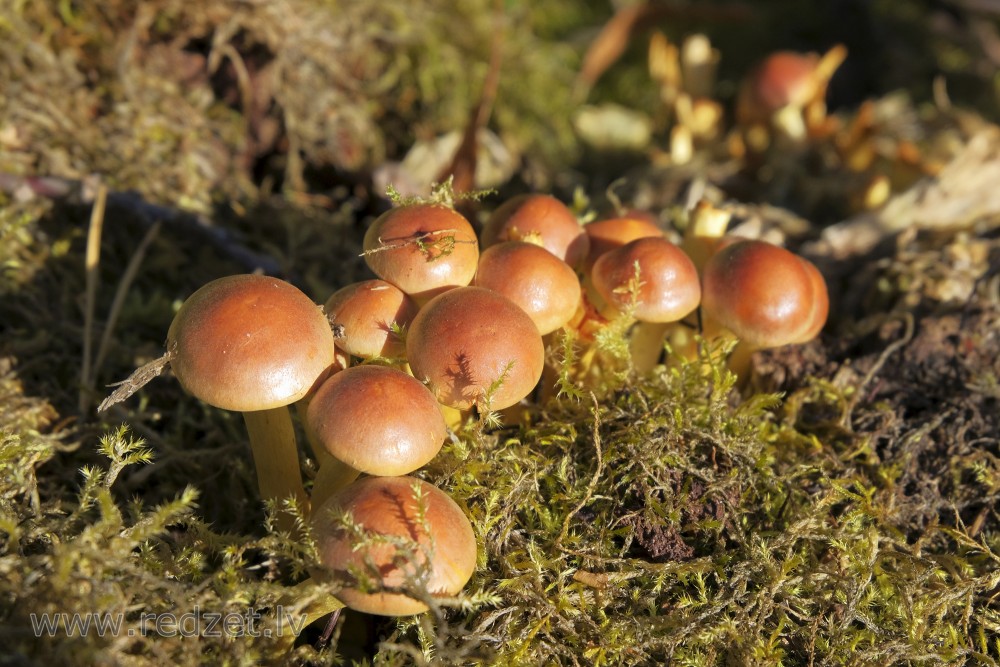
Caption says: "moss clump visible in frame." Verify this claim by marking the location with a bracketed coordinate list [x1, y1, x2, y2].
[0, 0, 580, 208]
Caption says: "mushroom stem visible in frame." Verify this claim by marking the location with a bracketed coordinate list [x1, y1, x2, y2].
[269, 579, 345, 650]
[439, 403, 466, 431]
[243, 407, 310, 532]
[310, 450, 361, 511]
[296, 398, 361, 511]
[681, 200, 731, 273]
[629, 321, 672, 373]
[725, 340, 756, 387]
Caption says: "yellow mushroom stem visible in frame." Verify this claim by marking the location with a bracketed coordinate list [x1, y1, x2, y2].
[295, 397, 360, 514]
[242, 407, 310, 533]
[310, 450, 361, 511]
[629, 321, 672, 373]
[725, 339, 756, 386]
[439, 402, 466, 431]
[268, 579, 345, 651]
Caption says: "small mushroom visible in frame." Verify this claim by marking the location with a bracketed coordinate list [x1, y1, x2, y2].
[474, 241, 582, 336]
[166, 274, 335, 529]
[481, 194, 589, 269]
[306, 365, 448, 507]
[736, 46, 847, 146]
[582, 215, 664, 274]
[701, 239, 829, 377]
[363, 203, 479, 304]
[311, 476, 478, 616]
[589, 236, 702, 372]
[324, 279, 418, 360]
[406, 286, 544, 412]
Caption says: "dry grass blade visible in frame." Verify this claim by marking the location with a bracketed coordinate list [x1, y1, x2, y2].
[79, 184, 108, 415]
[92, 221, 162, 387]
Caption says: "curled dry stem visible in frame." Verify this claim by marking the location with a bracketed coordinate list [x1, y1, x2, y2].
[359, 229, 476, 262]
[96, 349, 173, 414]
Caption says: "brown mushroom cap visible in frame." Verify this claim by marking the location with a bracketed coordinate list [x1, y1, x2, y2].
[792, 256, 829, 344]
[306, 365, 447, 476]
[325, 280, 417, 358]
[167, 274, 334, 412]
[583, 216, 664, 272]
[311, 476, 477, 616]
[702, 239, 824, 348]
[739, 52, 819, 120]
[406, 286, 544, 410]
[474, 241, 582, 335]
[590, 236, 701, 323]
[735, 47, 845, 133]
[363, 204, 479, 302]
[481, 194, 590, 268]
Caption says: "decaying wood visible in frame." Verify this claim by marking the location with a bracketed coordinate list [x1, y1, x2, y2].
[811, 125, 1000, 260]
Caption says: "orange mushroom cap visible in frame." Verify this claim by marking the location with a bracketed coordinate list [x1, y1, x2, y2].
[590, 236, 701, 323]
[311, 476, 477, 616]
[363, 204, 479, 302]
[701, 239, 828, 348]
[406, 286, 544, 410]
[481, 194, 590, 268]
[583, 216, 664, 273]
[739, 51, 819, 121]
[167, 274, 334, 412]
[474, 241, 582, 335]
[306, 365, 447, 476]
[325, 279, 417, 359]
[792, 256, 829, 344]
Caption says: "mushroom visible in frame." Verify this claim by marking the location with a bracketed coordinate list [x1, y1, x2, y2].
[306, 365, 448, 508]
[473, 241, 582, 336]
[406, 286, 544, 413]
[589, 236, 702, 372]
[582, 215, 664, 274]
[701, 238, 828, 378]
[324, 279, 418, 360]
[311, 476, 478, 616]
[363, 203, 479, 304]
[735, 45, 847, 147]
[166, 275, 335, 529]
[480, 193, 590, 269]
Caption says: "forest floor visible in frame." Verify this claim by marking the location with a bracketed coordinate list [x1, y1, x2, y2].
[1, 1, 998, 665]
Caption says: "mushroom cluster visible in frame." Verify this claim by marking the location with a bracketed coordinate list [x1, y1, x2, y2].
[102, 190, 829, 619]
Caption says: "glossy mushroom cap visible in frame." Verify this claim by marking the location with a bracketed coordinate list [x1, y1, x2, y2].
[311, 476, 477, 616]
[167, 274, 335, 412]
[325, 280, 417, 359]
[474, 241, 582, 335]
[363, 203, 479, 302]
[480, 194, 590, 268]
[406, 286, 544, 411]
[590, 236, 701, 323]
[701, 239, 828, 348]
[306, 365, 447, 476]
[792, 257, 829, 344]
[583, 216, 663, 273]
